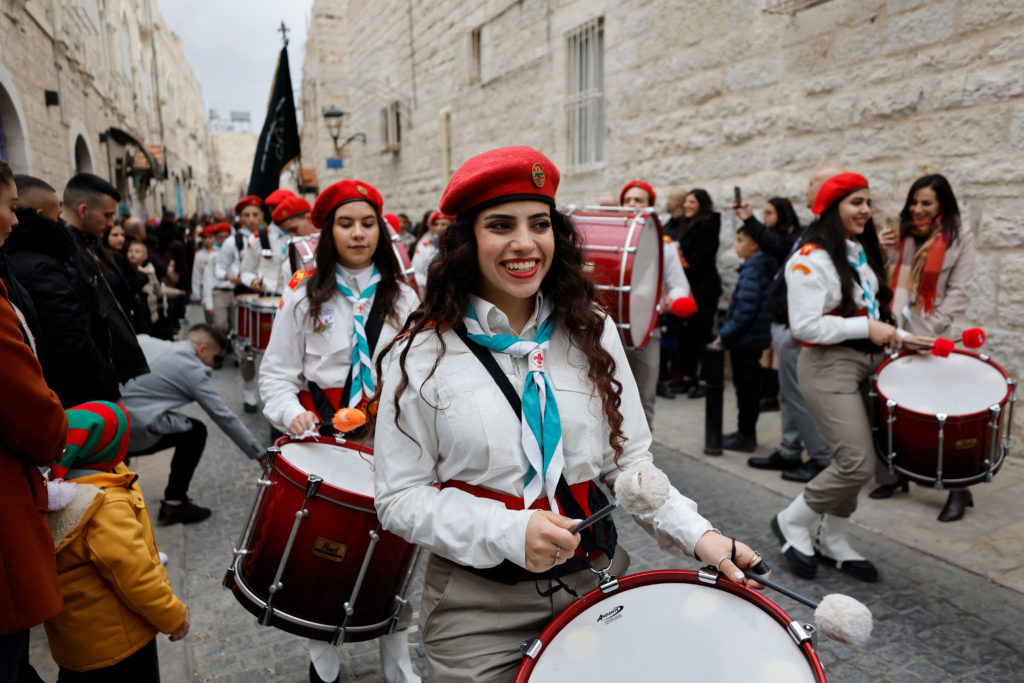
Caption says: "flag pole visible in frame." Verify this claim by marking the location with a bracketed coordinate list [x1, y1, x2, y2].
[278, 22, 304, 196]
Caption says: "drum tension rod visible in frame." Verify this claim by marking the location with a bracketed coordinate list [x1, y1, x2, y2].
[886, 400, 898, 473]
[986, 404, 1001, 482]
[935, 414, 947, 491]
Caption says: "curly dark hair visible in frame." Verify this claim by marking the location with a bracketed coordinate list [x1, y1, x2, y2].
[304, 201, 405, 328]
[373, 206, 628, 464]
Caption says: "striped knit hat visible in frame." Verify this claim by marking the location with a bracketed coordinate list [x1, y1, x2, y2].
[52, 401, 131, 478]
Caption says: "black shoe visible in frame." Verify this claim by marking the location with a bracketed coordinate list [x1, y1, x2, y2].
[243, 402, 258, 414]
[722, 431, 757, 453]
[656, 381, 676, 399]
[781, 461, 826, 483]
[158, 498, 212, 525]
[817, 554, 880, 582]
[687, 384, 708, 399]
[748, 450, 801, 470]
[938, 489, 973, 522]
[868, 479, 909, 500]
[759, 397, 780, 412]
[770, 516, 817, 579]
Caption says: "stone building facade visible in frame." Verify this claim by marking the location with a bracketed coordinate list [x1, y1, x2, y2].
[301, 0, 1024, 414]
[0, 0, 211, 218]
[208, 125, 258, 214]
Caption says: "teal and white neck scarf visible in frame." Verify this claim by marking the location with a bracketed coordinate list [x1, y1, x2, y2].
[464, 301, 564, 509]
[335, 265, 381, 407]
[847, 244, 880, 320]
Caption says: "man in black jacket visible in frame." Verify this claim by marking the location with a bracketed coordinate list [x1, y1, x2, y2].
[6, 174, 147, 407]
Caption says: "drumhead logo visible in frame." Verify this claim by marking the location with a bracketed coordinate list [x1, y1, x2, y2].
[597, 605, 624, 624]
[312, 536, 348, 564]
[531, 163, 545, 188]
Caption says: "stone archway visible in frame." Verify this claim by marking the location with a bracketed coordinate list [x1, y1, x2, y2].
[0, 69, 31, 173]
[74, 135, 94, 174]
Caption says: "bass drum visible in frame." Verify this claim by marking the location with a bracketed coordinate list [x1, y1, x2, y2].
[565, 206, 663, 349]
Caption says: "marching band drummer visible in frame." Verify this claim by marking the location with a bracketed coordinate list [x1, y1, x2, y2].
[620, 180, 692, 429]
[258, 179, 421, 683]
[372, 146, 767, 682]
[772, 172, 932, 583]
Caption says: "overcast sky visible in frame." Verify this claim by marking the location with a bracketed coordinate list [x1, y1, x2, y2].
[159, 0, 313, 133]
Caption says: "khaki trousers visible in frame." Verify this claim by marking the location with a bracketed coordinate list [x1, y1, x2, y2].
[798, 345, 883, 518]
[420, 549, 629, 682]
[626, 334, 660, 431]
[212, 288, 234, 336]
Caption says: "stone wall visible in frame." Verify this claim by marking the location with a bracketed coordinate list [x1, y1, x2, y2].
[0, 0, 211, 217]
[303, 0, 1024, 431]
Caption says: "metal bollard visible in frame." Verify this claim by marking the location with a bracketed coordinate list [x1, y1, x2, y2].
[703, 342, 725, 455]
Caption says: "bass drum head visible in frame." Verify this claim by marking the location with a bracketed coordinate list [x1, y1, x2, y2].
[627, 215, 661, 347]
[876, 351, 1008, 417]
[521, 573, 820, 682]
[278, 439, 375, 499]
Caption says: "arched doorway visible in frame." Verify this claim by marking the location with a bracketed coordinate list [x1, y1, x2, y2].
[74, 135, 94, 174]
[0, 81, 29, 172]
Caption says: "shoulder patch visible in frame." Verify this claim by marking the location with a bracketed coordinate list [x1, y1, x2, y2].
[288, 269, 313, 290]
[791, 263, 812, 276]
[799, 243, 820, 256]
[662, 235, 673, 243]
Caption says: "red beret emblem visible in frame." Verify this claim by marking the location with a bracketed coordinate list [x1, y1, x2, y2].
[357, 185, 368, 196]
[531, 163, 545, 188]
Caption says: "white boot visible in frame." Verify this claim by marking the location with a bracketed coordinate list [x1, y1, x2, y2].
[378, 629, 421, 683]
[771, 493, 820, 578]
[816, 515, 879, 582]
[308, 639, 340, 683]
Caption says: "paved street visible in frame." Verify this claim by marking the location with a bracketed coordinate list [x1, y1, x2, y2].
[28, 339, 1024, 682]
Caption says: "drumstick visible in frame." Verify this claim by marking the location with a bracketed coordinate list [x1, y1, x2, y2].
[741, 569, 873, 646]
[901, 328, 987, 357]
[569, 502, 617, 535]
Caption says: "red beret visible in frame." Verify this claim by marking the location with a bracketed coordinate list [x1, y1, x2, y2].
[265, 188, 297, 209]
[311, 180, 384, 230]
[272, 196, 312, 225]
[429, 211, 454, 226]
[146, 217, 157, 227]
[213, 221, 232, 233]
[439, 146, 559, 218]
[199, 225, 217, 237]
[620, 180, 656, 206]
[383, 213, 401, 231]
[234, 195, 263, 215]
[811, 172, 869, 216]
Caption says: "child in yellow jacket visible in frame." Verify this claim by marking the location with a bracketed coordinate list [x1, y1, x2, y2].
[45, 401, 189, 681]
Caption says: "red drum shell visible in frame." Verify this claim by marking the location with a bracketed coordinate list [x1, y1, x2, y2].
[515, 569, 826, 682]
[248, 297, 279, 351]
[567, 208, 663, 349]
[235, 293, 259, 342]
[229, 436, 417, 642]
[873, 349, 1012, 487]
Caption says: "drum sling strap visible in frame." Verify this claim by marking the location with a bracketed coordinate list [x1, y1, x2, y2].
[308, 294, 386, 437]
[451, 324, 617, 589]
[258, 227, 273, 259]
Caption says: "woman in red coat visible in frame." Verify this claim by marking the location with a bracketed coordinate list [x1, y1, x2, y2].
[0, 159, 68, 680]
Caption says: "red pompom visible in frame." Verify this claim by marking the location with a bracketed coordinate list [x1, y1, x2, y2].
[961, 328, 986, 349]
[931, 337, 954, 358]
[670, 297, 698, 318]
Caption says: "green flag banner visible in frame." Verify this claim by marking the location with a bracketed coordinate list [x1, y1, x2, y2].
[247, 46, 300, 201]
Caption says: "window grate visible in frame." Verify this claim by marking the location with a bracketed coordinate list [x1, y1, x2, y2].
[565, 17, 604, 169]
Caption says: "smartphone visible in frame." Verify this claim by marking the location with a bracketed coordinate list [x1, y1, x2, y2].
[733, 186, 742, 208]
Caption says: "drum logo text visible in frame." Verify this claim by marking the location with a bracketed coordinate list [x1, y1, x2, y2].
[312, 536, 348, 564]
[955, 438, 978, 449]
[596, 605, 624, 624]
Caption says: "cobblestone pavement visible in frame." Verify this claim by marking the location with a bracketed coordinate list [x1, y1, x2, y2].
[29, 345, 1024, 682]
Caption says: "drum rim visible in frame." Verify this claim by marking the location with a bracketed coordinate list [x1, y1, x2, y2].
[514, 568, 826, 682]
[874, 348, 1012, 420]
[273, 435, 377, 510]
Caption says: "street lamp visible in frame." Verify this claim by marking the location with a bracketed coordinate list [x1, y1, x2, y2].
[323, 106, 345, 152]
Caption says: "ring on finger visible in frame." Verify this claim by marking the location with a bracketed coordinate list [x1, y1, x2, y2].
[715, 553, 731, 572]
[552, 547, 561, 565]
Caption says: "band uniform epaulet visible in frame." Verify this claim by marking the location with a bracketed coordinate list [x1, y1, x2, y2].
[288, 269, 313, 290]
[662, 235, 673, 243]
[798, 243, 821, 256]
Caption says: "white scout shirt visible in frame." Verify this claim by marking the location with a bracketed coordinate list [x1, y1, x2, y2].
[240, 224, 289, 295]
[411, 233, 437, 288]
[258, 266, 419, 433]
[373, 294, 714, 571]
[660, 236, 691, 304]
[191, 246, 216, 308]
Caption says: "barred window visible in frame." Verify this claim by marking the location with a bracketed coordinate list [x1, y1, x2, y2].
[565, 17, 604, 169]
[379, 101, 401, 153]
[762, 0, 832, 14]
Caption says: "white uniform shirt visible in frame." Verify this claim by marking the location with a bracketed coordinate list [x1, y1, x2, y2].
[660, 238, 691, 304]
[191, 246, 218, 310]
[216, 228, 251, 285]
[373, 295, 714, 570]
[411, 233, 437, 288]
[259, 269, 419, 432]
[240, 225, 289, 295]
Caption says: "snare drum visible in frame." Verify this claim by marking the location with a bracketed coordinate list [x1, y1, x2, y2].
[516, 569, 825, 682]
[224, 436, 419, 643]
[565, 206, 663, 348]
[248, 296, 280, 351]
[873, 349, 1016, 488]
[387, 223, 418, 294]
[235, 293, 260, 343]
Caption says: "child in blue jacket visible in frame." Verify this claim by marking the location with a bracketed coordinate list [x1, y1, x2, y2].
[714, 226, 778, 452]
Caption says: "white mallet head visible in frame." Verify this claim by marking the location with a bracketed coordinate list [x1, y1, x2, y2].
[814, 593, 873, 647]
[615, 462, 671, 515]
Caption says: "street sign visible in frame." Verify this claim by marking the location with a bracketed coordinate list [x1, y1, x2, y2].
[326, 157, 343, 169]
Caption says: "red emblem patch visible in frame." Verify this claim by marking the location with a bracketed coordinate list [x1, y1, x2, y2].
[530, 349, 544, 371]
[531, 163, 545, 188]
[357, 185, 368, 196]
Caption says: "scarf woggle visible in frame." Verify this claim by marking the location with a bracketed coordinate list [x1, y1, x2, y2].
[335, 265, 381, 408]
[464, 302, 564, 510]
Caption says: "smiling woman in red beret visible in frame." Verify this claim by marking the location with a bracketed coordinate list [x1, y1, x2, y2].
[774, 173, 932, 584]
[371, 146, 767, 681]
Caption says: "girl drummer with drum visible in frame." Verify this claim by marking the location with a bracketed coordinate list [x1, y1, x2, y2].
[372, 146, 767, 681]
[773, 173, 932, 583]
[869, 174, 977, 521]
[258, 179, 421, 683]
